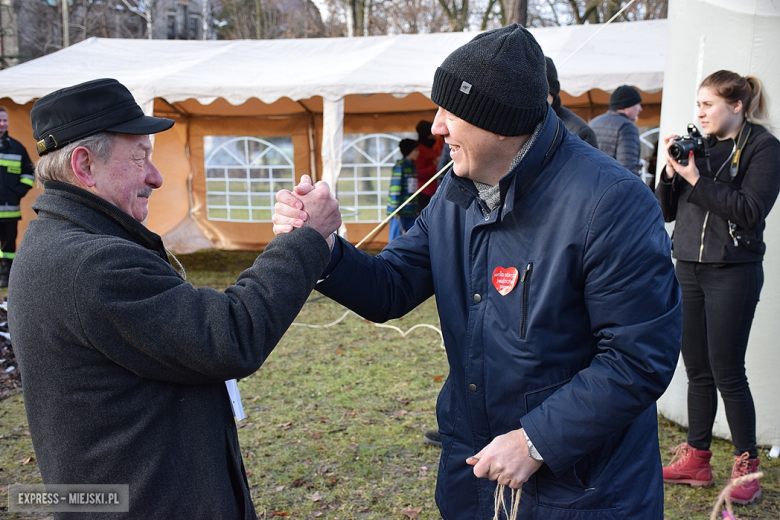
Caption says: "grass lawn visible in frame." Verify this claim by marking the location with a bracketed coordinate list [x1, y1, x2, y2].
[1, 249, 778, 519]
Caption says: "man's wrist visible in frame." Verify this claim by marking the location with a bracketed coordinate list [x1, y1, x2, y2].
[522, 429, 544, 462]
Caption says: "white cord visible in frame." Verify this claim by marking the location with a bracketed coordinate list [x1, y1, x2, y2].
[356, 160, 453, 249]
[292, 309, 444, 349]
[558, 0, 637, 66]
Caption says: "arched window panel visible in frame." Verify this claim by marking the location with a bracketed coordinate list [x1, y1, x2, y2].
[203, 136, 295, 222]
[339, 132, 415, 223]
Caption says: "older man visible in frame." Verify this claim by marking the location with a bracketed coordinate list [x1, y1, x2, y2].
[8, 78, 340, 519]
[590, 85, 645, 176]
[274, 26, 681, 519]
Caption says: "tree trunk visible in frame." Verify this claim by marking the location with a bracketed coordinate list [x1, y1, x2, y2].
[61, 0, 69, 47]
[506, 0, 527, 26]
[255, 0, 263, 38]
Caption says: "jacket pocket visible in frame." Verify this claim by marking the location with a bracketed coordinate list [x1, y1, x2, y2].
[436, 375, 461, 471]
[531, 436, 618, 511]
[523, 377, 571, 414]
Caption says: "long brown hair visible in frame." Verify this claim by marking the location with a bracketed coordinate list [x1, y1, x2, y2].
[700, 70, 771, 128]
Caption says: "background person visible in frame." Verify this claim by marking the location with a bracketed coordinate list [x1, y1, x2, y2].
[387, 138, 419, 241]
[545, 57, 598, 148]
[0, 107, 35, 287]
[414, 120, 444, 212]
[274, 25, 681, 520]
[590, 85, 643, 175]
[655, 70, 780, 504]
[9, 78, 341, 519]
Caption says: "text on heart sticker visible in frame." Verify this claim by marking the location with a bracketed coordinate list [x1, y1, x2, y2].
[492, 266, 519, 296]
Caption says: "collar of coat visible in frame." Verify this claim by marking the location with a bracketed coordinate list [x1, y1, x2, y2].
[443, 104, 563, 221]
[34, 181, 170, 264]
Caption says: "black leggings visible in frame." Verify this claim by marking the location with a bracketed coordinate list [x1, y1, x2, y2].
[676, 260, 762, 458]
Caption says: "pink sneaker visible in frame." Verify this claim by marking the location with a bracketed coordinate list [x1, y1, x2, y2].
[729, 452, 761, 504]
[662, 443, 714, 487]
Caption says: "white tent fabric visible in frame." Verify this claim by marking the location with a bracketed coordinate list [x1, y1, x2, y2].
[657, 0, 780, 449]
[0, 20, 666, 107]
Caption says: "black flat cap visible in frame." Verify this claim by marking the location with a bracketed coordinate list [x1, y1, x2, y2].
[30, 78, 174, 156]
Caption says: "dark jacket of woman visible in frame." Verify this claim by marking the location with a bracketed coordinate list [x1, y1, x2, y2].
[655, 124, 780, 263]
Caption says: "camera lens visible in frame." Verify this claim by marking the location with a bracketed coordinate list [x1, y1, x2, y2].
[670, 140, 693, 161]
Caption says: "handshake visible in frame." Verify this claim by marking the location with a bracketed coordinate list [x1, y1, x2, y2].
[272, 175, 343, 247]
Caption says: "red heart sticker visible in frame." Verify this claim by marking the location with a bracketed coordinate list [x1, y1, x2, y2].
[492, 266, 519, 296]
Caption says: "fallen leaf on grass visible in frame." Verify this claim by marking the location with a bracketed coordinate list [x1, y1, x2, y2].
[275, 486, 285, 492]
[291, 477, 312, 488]
[272, 511, 289, 517]
[307, 491, 322, 502]
[311, 432, 322, 440]
[279, 421, 293, 430]
[401, 506, 421, 519]
[433, 376, 443, 382]
[20, 456, 34, 465]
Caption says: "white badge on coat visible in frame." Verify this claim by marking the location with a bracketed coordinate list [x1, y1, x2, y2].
[225, 379, 246, 421]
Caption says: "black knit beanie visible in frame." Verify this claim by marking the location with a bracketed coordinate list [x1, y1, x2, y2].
[609, 85, 642, 110]
[399, 138, 418, 158]
[431, 24, 548, 137]
[545, 57, 560, 98]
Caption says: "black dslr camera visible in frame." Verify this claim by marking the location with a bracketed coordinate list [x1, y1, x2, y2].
[669, 124, 709, 166]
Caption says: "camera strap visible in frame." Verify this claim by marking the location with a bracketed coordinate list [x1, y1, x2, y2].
[730, 121, 752, 180]
[727, 121, 753, 247]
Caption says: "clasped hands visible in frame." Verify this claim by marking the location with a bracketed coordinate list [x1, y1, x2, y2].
[273, 175, 342, 247]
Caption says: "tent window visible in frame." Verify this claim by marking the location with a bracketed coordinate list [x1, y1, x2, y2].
[339, 133, 415, 222]
[204, 136, 295, 222]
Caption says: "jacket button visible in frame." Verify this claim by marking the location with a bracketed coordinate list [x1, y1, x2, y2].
[469, 384, 477, 392]
[473, 293, 482, 303]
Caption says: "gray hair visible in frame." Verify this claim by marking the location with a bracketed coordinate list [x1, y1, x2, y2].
[35, 132, 118, 186]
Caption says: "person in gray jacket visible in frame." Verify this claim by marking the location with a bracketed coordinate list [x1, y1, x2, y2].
[590, 85, 643, 175]
[8, 78, 341, 519]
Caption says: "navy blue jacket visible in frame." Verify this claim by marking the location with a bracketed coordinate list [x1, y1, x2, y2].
[318, 106, 681, 519]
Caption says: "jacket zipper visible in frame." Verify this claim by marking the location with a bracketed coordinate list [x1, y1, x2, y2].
[698, 212, 710, 262]
[520, 262, 533, 340]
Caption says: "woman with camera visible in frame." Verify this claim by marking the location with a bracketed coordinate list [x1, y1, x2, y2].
[655, 70, 780, 504]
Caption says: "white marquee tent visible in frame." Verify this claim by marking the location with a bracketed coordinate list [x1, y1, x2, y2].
[0, 20, 666, 250]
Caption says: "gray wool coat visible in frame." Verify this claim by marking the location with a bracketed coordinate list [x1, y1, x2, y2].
[8, 182, 331, 519]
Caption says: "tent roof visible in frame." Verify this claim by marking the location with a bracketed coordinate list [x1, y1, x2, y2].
[0, 20, 666, 106]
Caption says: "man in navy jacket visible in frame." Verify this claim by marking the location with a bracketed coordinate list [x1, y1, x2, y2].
[275, 25, 681, 520]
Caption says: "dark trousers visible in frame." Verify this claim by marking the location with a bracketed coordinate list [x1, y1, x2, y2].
[676, 260, 762, 457]
[0, 219, 18, 257]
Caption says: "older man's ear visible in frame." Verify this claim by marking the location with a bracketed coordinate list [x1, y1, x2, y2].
[70, 147, 98, 188]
